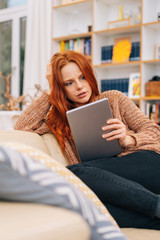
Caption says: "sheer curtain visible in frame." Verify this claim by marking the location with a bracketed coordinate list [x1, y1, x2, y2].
[23, 0, 52, 96]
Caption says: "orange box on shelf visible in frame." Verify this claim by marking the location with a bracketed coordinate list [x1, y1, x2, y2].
[145, 81, 160, 96]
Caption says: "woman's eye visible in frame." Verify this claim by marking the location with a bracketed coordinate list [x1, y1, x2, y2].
[80, 75, 85, 80]
[64, 81, 72, 86]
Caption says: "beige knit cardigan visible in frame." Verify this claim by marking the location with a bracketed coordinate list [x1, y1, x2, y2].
[15, 90, 160, 165]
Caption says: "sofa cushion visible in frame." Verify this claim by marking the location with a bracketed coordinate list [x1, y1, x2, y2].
[0, 131, 69, 166]
[0, 142, 127, 240]
[41, 133, 68, 165]
[0, 202, 90, 240]
[0, 130, 50, 156]
[121, 228, 160, 240]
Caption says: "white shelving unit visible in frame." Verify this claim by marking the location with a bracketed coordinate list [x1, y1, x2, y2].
[52, 0, 160, 115]
[53, 1, 92, 38]
[141, 0, 160, 112]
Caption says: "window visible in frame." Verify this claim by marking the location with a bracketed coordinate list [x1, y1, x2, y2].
[19, 16, 26, 96]
[0, 0, 28, 10]
[0, 1, 27, 107]
[0, 20, 12, 76]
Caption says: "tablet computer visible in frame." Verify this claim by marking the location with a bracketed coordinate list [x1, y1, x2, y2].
[66, 98, 121, 162]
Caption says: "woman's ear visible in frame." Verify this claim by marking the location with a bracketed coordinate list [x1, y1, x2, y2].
[46, 64, 52, 88]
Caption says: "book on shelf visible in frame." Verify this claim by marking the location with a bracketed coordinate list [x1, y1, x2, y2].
[145, 102, 151, 119]
[112, 36, 131, 63]
[128, 73, 140, 98]
[101, 78, 129, 96]
[145, 101, 160, 125]
[129, 42, 140, 61]
[101, 45, 113, 63]
[150, 104, 156, 123]
[74, 39, 78, 52]
[60, 37, 91, 56]
[65, 41, 69, 50]
[155, 102, 159, 124]
[80, 38, 85, 54]
[60, 40, 65, 52]
[84, 38, 91, 56]
[155, 43, 160, 59]
[101, 41, 140, 64]
[69, 39, 74, 51]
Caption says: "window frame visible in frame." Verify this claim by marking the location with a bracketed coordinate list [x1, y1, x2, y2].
[0, 5, 27, 97]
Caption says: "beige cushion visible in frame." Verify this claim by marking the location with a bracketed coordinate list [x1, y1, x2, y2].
[0, 202, 90, 240]
[0, 130, 68, 166]
[41, 133, 68, 165]
[0, 130, 50, 156]
[121, 228, 160, 240]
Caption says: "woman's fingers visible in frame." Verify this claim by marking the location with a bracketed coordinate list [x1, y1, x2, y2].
[102, 129, 125, 141]
[102, 123, 123, 131]
[104, 133, 125, 141]
[102, 118, 126, 141]
[101, 118, 136, 147]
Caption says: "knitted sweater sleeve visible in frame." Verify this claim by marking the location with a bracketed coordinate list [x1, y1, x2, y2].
[64, 138, 81, 165]
[117, 92, 160, 149]
[14, 91, 51, 134]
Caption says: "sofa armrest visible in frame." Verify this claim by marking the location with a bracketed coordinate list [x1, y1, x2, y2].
[0, 130, 68, 166]
[0, 202, 90, 240]
[0, 130, 51, 156]
[41, 133, 68, 166]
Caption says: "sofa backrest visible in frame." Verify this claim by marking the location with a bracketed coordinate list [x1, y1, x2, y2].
[41, 133, 68, 166]
[0, 130, 68, 166]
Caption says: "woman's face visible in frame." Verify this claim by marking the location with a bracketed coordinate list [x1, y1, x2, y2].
[61, 62, 92, 107]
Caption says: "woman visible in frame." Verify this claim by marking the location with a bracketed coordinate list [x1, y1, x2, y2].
[15, 50, 160, 229]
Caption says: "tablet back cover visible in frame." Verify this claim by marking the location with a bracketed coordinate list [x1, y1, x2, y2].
[66, 98, 121, 162]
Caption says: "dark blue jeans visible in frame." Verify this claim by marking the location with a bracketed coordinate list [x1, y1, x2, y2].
[67, 151, 160, 229]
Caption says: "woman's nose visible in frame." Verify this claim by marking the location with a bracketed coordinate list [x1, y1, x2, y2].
[76, 80, 83, 89]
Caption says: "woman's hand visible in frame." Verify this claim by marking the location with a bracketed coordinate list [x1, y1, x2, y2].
[102, 118, 136, 148]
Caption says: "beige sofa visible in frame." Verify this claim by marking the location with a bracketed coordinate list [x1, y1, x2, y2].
[0, 130, 160, 240]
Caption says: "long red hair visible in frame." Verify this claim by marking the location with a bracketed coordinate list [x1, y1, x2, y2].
[46, 51, 99, 152]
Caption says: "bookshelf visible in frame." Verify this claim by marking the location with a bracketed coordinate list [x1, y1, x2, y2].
[52, 0, 160, 122]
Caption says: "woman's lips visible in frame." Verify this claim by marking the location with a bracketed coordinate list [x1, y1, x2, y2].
[77, 92, 87, 98]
